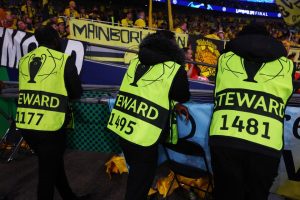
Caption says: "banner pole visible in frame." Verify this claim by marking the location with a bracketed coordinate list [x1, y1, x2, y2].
[167, 0, 174, 31]
[148, 0, 153, 28]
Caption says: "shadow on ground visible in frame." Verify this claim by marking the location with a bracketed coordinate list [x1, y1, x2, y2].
[0, 150, 192, 200]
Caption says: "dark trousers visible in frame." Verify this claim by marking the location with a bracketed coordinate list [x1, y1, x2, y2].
[21, 130, 76, 200]
[119, 138, 158, 200]
[210, 146, 280, 200]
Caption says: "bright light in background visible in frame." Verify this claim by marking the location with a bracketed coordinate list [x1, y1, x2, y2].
[153, 0, 281, 18]
[239, 0, 274, 3]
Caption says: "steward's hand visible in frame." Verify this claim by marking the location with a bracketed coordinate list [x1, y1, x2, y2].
[175, 103, 189, 121]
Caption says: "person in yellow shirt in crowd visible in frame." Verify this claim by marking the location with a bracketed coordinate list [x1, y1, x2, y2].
[121, 11, 133, 27]
[42, 15, 57, 28]
[205, 28, 224, 40]
[57, 17, 67, 38]
[175, 21, 187, 34]
[63, 1, 79, 18]
[21, 0, 35, 19]
[134, 10, 146, 28]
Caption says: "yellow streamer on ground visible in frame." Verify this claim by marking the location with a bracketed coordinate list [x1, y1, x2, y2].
[105, 156, 212, 198]
[105, 155, 128, 179]
[277, 180, 300, 200]
[177, 174, 212, 198]
[157, 171, 179, 197]
[148, 188, 157, 196]
[156, 171, 212, 198]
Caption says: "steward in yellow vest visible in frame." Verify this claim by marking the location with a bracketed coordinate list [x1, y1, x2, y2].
[17, 45, 69, 131]
[209, 23, 294, 200]
[16, 25, 83, 200]
[108, 30, 190, 200]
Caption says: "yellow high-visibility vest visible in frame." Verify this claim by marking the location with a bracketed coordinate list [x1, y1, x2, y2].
[210, 51, 294, 150]
[16, 46, 69, 131]
[107, 58, 181, 146]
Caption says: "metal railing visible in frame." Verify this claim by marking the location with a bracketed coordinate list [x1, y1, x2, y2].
[84, 42, 218, 68]
[1, 81, 300, 105]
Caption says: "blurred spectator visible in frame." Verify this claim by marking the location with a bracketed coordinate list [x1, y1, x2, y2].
[2, 14, 16, 29]
[0, 0, 298, 47]
[57, 17, 67, 38]
[89, 6, 101, 20]
[64, 1, 79, 18]
[184, 47, 199, 79]
[205, 28, 223, 40]
[104, 9, 115, 24]
[175, 21, 187, 34]
[121, 11, 133, 27]
[24, 16, 34, 33]
[158, 22, 168, 30]
[42, 15, 57, 26]
[0, 7, 6, 27]
[21, 0, 35, 19]
[47, 20, 58, 31]
[79, 7, 88, 19]
[134, 10, 146, 28]
[42, 1, 56, 21]
[217, 30, 225, 40]
[65, 24, 70, 39]
[17, 19, 28, 31]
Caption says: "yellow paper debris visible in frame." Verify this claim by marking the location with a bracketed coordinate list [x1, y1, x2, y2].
[105, 155, 128, 179]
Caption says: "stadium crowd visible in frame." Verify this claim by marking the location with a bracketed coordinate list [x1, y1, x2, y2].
[0, 0, 299, 44]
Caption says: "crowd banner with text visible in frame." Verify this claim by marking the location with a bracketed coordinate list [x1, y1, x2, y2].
[276, 0, 300, 26]
[189, 35, 225, 79]
[69, 18, 188, 50]
[0, 27, 85, 75]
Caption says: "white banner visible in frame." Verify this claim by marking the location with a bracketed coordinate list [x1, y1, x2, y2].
[0, 27, 85, 74]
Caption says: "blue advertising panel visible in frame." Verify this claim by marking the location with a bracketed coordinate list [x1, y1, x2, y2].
[153, 0, 281, 18]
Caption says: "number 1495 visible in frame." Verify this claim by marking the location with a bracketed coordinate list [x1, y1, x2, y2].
[108, 113, 136, 135]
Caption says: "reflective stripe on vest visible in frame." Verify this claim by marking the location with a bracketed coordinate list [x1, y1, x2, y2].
[209, 51, 294, 150]
[107, 58, 181, 146]
[16, 46, 69, 131]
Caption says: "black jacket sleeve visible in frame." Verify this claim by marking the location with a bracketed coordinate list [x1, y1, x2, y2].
[169, 66, 190, 103]
[64, 55, 82, 100]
